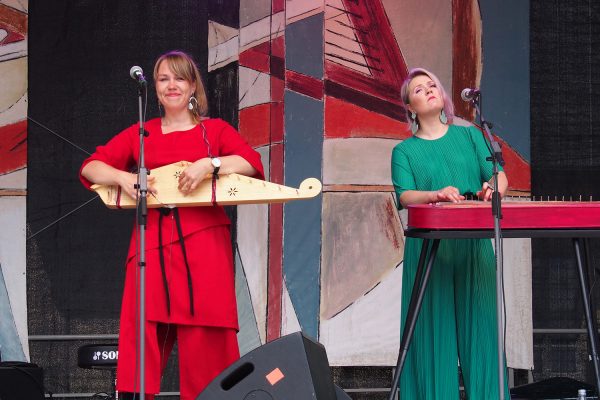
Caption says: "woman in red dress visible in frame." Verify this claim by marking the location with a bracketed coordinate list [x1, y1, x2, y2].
[80, 50, 264, 400]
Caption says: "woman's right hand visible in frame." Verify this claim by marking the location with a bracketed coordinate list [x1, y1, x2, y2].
[432, 186, 465, 203]
[117, 171, 156, 200]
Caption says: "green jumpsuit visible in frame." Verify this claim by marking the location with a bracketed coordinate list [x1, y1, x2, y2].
[391, 124, 510, 399]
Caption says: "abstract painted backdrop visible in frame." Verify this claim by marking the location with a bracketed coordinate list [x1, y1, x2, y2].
[217, 0, 533, 368]
[4, 0, 534, 384]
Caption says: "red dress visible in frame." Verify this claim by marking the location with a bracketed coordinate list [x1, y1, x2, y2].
[80, 118, 264, 397]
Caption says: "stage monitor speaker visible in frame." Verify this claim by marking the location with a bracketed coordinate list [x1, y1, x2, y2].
[510, 376, 595, 399]
[0, 362, 45, 400]
[197, 331, 349, 400]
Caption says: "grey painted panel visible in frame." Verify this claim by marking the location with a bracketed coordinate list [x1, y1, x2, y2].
[285, 13, 324, 80]
[240, 0, 272, 28]
[480, 0, 530, 161]
[283, 90, 323, 338]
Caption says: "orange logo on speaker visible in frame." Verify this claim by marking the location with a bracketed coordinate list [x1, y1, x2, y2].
[266, 367, 285, 385]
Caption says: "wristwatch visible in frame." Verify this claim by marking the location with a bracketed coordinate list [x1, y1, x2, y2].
[211, 157, 221, 175]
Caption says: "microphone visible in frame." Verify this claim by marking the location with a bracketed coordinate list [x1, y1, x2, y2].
[461, 88, 480, 102]
[129, 65, 146, 83]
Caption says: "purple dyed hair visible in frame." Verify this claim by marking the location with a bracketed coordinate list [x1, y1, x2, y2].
[400, 67, 454, 125]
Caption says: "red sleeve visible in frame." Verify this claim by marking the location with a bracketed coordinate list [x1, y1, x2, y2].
[214, 119, 265, 180]
[78, 123, 138, 189]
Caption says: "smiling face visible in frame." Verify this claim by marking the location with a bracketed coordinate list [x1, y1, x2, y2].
[406, 74, 444, 117]
[155, 60, 196, 114]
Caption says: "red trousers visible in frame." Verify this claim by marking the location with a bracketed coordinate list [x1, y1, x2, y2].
[116, 322, 240, 399]
[116, 224, 240, 398]
[117, 322, 240, 400]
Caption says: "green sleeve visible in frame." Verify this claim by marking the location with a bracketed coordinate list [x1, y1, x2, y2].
[391, 144, 416, 209]
[467, 126, 504, 182]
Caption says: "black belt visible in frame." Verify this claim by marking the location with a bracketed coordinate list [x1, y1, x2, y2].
[158, 208, 194, 316]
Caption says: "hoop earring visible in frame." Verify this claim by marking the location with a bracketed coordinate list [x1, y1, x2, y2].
[439, 109, 448, 124]
[410, 112, 418, 135]
[188, 96, 198, 111]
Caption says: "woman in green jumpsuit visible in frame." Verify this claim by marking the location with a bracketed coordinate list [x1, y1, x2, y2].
[391, 68, 510, 399]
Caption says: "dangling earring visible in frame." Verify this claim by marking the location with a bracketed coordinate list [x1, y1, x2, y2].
[158, 101, 163, 117]
[439, 109, 448, 124]
[188, 96, 198, 111]
[410, 111, 418, 134]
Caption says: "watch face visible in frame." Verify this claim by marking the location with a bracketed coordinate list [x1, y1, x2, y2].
[212, 157, 221, 168]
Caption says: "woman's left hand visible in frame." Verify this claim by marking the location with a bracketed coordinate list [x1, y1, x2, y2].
[178, 158, 211, 194]
[477, 181, 494, 201]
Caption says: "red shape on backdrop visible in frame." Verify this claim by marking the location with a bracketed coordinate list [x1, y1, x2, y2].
[452, 0, 480, 121]
[270, 102, 284, 143]
[492, 133, 531, 192]
[0, 28, 25, 45]
[239, 41, 271, 73]
[0, 120, 27, 175]
[239, 104, 270, 147]
[325, 96, 411, 140]
[340, 0, 407, 89]
[324, 0, 407, 106]
[271, 76, 284, 103]
[271, 35, 284, 59]
[239, 48, 270, 74]
[0, 4, 27, 37]
[272, 0, 285, 14]
[285, 70, 323, 100]
[253, 41, 271, 55]
[267, 143, 284, 341]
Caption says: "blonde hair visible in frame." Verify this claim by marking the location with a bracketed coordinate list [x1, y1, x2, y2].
[400, 67, 454, 125]
[153, 50, 208, 123]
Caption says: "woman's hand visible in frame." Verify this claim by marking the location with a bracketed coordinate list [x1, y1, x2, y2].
[117, 171, 156, 200]
[433, 186, 465, 203]
[477, 181, 494, 201]
[478, 172, 508, 201]
[178, 158, 211, 194]
[399, 186, 465, 208]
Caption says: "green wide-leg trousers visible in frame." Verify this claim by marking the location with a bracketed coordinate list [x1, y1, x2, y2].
[399, 238, 510, 400]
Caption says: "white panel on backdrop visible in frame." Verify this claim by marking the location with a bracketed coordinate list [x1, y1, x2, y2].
[0, 169, 26, 190]
[0, 57, 27, 112]
[320, 262, 403, 366]
[0, 39, 26, 62]
[0, 93, 26, 128]
[0, 196, 28, 360]
[286, 0, 323, 24]
[208, 21, 239, 71]
[240, 12, 284, 52]
[281, 281, 301, 336]
[236, 146, 270, 344]
[323, 138, 401, 185]
[502, 237, 534, 369]
[381, 0, 453, 91]
[237, 203, 269, 344]
[239, 67, 271, 110]
[0, 0, 27, 13]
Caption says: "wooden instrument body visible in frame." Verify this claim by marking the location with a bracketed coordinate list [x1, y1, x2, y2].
[407, 201, 600, 230]
[91, 161, 322, 209]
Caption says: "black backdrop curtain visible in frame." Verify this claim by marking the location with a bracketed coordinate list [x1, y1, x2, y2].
[530, 0, 600, 384]
[27, 1, 212, 395]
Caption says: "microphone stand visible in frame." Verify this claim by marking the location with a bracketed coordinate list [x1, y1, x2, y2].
[134, 79, 149, 400]
[471, 92, 506, 400]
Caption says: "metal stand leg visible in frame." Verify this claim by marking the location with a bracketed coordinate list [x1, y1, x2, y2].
[573, 238, 600, 394]
[388, 239, 440, 400]
[112, 369, 117, 400]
